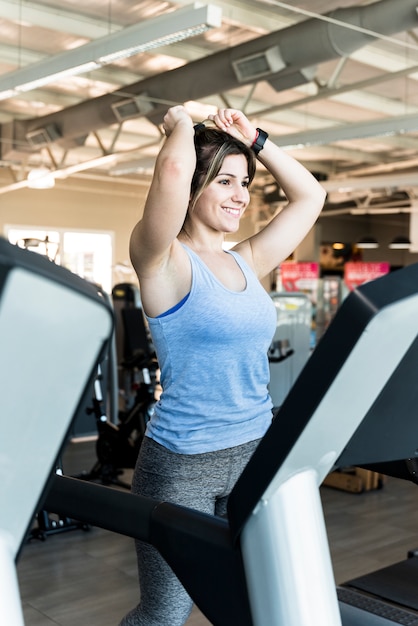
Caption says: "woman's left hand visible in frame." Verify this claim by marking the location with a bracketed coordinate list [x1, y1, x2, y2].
[208, 108, 257, 147]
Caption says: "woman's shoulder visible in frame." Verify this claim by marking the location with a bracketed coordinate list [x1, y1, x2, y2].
[230, 240, 256, 273]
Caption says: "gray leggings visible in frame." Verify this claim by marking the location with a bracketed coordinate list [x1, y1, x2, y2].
[119, 436, 260, 626]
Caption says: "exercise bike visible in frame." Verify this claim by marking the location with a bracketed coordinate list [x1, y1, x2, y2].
[78, 349, 158, 489]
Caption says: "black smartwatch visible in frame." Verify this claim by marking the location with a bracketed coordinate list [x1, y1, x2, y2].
[252, 128, 268, 155]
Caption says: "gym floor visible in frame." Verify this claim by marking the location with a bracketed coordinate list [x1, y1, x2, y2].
[17, 439, 418, 626]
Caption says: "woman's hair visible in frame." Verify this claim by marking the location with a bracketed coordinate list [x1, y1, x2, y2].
[189, 122, 256, 212]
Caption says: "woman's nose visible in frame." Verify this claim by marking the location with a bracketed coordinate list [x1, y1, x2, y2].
[232, 184, 248, 203]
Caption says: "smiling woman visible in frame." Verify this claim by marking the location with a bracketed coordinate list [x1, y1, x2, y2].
[120, 106, 326, 626]
[187, 153, 250, 234]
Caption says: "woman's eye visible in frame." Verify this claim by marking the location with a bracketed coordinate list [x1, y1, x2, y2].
[217, 178, 249, 187]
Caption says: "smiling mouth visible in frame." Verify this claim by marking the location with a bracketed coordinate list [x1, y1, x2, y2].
[223, 207, 241, 216]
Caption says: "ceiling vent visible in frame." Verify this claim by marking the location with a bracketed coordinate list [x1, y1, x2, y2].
[25, 124, 61, 148]
[111, 94, 155, 123]
[268, 65, 317, 92]
[232, 46, 286, 83]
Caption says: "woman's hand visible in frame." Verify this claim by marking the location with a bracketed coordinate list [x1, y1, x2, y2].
[208, 108, 257, 147]
[163, 105, 193, 138]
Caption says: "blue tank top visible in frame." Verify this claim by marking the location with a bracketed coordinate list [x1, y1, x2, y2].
[145, 244, 277, 453]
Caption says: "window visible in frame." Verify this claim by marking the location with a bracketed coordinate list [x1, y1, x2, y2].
[6, 226, 113, 293]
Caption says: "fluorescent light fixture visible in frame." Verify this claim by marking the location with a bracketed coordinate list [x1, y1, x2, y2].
[16, 62, 100, 94]
[0, 3, 222, 101]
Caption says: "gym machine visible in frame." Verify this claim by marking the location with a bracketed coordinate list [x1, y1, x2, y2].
[74, 283, 157, 488]
[268, 291, 311, 408]
[2, 236, 418, 625]
[46, 262, 418, 625]
[0, 238, 113, 625]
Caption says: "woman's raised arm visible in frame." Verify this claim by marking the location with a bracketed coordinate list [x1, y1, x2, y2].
[129, 106, 196, 277]
[209, 108, 326, 279]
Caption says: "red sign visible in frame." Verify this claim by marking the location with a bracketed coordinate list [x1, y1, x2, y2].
[281, 262, 319, 301]
[344, 262, 390, 291]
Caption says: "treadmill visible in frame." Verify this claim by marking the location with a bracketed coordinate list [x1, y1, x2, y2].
[3, 237, 418, 625]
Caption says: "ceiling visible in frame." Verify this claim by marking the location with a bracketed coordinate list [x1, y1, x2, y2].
[1, 0, 418, 220]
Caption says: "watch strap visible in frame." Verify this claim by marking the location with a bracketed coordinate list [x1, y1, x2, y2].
[252, 128, 268, 155]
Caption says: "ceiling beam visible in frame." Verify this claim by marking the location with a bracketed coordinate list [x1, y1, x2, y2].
[274, 112, 418, 148]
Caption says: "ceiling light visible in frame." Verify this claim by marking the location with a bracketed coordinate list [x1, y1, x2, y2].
[0, 4, 222, 100]
[389, 235, 411, 250]
[356, 235, 379, 249]
[27, 168, 55, 189]
[15, 62, 100, 94]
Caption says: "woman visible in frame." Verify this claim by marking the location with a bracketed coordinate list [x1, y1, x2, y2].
[120, 106, 326, 626]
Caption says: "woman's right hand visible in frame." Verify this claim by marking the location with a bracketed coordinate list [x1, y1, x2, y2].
[163, 105, 192, 137]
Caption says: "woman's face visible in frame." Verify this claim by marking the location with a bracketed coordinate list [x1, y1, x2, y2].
[192, 154, 250, 233]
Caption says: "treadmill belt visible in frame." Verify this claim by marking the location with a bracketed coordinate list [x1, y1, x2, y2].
[344, 557, 418, 613]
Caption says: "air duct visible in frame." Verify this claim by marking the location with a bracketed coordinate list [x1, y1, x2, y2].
[2, 0, 417, 158]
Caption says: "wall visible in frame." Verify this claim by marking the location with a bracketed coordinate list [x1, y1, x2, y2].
[0, 175, 149, 287]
